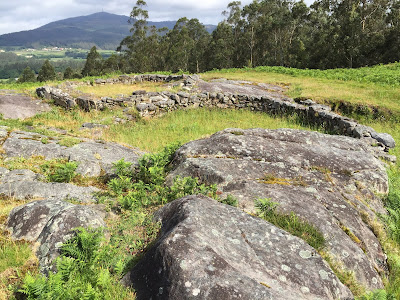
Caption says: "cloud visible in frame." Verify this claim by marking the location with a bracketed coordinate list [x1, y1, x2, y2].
[0, 0, 255, 35]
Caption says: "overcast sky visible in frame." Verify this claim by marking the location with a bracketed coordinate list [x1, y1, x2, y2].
[0, 0, 258, 35]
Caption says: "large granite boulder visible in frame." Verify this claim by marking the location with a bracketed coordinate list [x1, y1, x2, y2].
[7, 200, 106, 273]
[167, 128, 391, 291]
[1, 129, 145, 177]
[122, 195, 353, 300]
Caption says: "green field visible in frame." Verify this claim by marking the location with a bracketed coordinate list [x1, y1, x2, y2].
[11, 48, 117, 60]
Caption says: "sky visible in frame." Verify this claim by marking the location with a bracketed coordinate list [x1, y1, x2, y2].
[0, 0, 256, 35]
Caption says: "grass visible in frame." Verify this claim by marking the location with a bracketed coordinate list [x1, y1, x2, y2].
[0, 240, 32, 273]
[255, 198, 326, 251]
[321, 251, 367, 296]
[0, 106, 316, 153]
[58, 136, 82, 147]
[0, 196, 38, 299]
[104, 109, 314, 152]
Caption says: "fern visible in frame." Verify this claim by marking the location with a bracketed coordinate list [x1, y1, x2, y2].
[47, 161, 78, 183]
[108, 176, 134, 195]
[20, 273, 47, 298]
[82, 283, 97, 300]
[97, 268, 111, 288]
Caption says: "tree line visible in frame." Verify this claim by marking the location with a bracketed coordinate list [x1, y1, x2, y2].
[118, 0, 400, 72]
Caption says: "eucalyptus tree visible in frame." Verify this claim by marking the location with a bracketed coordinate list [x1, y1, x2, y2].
[383, 0, 400, 62]
[118, 0, 164, 72]
[223, 1, 247, 67]
[165, 18, 210, 73]
[206, 21, 235, 70]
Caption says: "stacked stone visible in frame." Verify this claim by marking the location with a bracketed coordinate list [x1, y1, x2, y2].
[36, 75, 395, 149]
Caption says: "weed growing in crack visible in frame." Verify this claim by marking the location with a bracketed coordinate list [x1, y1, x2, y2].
[255, 198, 326, 251]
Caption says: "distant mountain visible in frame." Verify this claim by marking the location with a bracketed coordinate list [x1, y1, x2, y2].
[0, 12, 217, 50]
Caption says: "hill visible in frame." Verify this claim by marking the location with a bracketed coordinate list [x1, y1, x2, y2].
[0, 12, 216, 50]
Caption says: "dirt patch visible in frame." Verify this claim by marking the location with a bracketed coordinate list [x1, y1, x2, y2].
[0, 91, 50, 119]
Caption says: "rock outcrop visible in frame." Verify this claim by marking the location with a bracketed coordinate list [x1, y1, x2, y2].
[0, 90, 51, 119]
[1, 129, 145, 177]
[0, 168, 98, 203]
[7, 199, 106, 273]
[122, 195, 353, 300]
[167, 128, 392, 291]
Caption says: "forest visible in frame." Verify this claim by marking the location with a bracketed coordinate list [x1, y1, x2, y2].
[114, 0, 400, 74]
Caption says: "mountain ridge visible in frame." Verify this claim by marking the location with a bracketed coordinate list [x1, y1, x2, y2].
[0, 12, 216, 50]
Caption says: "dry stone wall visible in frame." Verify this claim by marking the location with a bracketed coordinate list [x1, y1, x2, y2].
[36, 74, 395, 149]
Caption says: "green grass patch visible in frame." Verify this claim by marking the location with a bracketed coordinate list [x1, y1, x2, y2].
[105, 108, 315, 152]
[255, 198, 326, 251]
[0, 239, 32, 273]
[207, 63, 400, 86]
[58, 136, 82, 147]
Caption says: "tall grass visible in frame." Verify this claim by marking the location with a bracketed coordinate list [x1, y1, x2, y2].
[104, 108, 314, 152]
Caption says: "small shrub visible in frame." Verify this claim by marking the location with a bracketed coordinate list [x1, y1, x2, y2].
[112, 158, 132, 178]
[219, 194, 238, 207]
[255, 198, 280, 219]
[108, 176, 133, 195]
[47, 161, 78, 183]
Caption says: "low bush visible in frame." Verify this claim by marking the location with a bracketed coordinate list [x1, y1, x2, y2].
[219, 194, 238, 207]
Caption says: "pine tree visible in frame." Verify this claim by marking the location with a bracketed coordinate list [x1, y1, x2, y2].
[81, 46, 103, 77]
[63, 67, 74, 79]
[37, 60, 56, 82]
[17, 67, 36, 83]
